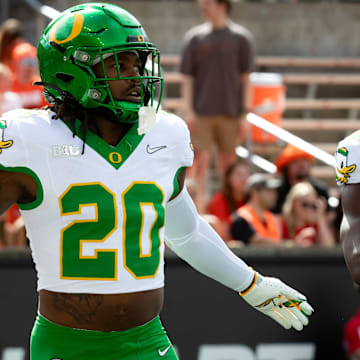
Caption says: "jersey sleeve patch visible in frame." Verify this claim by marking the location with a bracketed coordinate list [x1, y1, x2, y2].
[0, 110, 30, 166]
[0, 119, 14, 154]
[335, 146, 357, 185]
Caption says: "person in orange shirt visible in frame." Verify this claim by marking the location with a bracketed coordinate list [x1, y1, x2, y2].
[0, 62, 22, 114]
[208, 159, 251, 240]
[231, 173, 282, 246]
[0, 18, 46, 108]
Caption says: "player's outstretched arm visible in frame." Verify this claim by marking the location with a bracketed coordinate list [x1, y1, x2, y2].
[164, 186, 314, 330]
[340, 184, 360, 285]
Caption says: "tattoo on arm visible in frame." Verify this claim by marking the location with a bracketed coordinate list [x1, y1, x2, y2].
[52, 293, 104, 324]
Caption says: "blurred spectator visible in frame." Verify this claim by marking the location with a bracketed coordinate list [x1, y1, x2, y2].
[180, 0, 255, 212]
[0, 213, 5, 248]
[4, 216, 27, 248]
[273, 144, 329, 214]
[344, 285, 360, 360]
[0, 61, 25, 248]
[0, 62, 22, 114]
[0, 18, 46, 108]
[208, 158, 251, 240]
[328, 186, 342, 242]
[281, 182, 336, 247]
[0, 210, 27, 249]
[231, 173, 282, 246]
[6, 204, 21, 225]
[344, 311, 360, 360]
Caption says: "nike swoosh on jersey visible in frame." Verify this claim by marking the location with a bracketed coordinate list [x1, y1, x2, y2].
[158, 344, 172, 357]
[146, 144, 167, 154]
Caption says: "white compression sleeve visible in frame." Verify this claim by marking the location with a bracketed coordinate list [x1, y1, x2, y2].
[164, 187, 254, 292]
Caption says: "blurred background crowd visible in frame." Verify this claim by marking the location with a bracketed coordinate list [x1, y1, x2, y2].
[0, 0, 347, 251]
[2, 0, 360, 358]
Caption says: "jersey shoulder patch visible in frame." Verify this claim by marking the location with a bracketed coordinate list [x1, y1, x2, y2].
[0, 118, 14, 154]
[335, 131, 360, 185]
[0, 109, 51, 166]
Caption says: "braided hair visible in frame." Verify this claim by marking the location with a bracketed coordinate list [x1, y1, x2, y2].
[49, 98, 132, 154]
[49, 99, 90, 155]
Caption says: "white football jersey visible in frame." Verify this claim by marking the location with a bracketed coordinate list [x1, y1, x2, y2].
[335, 130, 360, 186]
[0, 108, 193, 293]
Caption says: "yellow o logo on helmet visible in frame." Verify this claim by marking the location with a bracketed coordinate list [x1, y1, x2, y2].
[137, 35, 145, 42]
[49, 14, 84, 44]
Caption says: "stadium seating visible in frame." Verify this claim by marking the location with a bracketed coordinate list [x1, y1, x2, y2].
[160, 55, 360, 186]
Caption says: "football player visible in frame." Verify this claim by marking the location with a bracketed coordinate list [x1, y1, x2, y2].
[336, 134, 360, 285]
[0, 3, 313, 359]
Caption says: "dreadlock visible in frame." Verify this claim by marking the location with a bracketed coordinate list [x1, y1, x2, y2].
[49, 99, 90, 155]
[49, 98, 132, 154]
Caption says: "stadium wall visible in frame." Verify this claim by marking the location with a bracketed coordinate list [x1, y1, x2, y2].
[0, 247, 357, 360]
[113, 1, 360, 57]
[9, 1, 360, 57]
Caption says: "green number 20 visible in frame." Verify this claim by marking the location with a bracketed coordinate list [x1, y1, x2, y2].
[59, 182, 165, 280]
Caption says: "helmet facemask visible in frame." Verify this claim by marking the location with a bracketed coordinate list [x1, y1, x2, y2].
[73, 45, 163, 125]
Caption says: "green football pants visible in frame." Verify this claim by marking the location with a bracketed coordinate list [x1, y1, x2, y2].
[30, 313, 178, 360]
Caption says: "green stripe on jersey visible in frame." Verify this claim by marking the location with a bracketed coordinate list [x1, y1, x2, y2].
[171, 167, 186, 199]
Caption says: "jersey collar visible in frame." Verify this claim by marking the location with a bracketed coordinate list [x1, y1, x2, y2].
[63, 118, 144, 170]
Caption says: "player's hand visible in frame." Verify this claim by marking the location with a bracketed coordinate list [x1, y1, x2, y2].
[239, 270, 314, 331]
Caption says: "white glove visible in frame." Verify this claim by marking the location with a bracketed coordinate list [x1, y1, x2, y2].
[240, 270, 314, 331]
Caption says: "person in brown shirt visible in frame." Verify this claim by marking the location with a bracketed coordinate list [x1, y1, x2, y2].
[180, 0, 255, 212]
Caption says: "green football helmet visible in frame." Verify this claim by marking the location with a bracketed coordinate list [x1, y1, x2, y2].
[36, 2, 163, 124]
